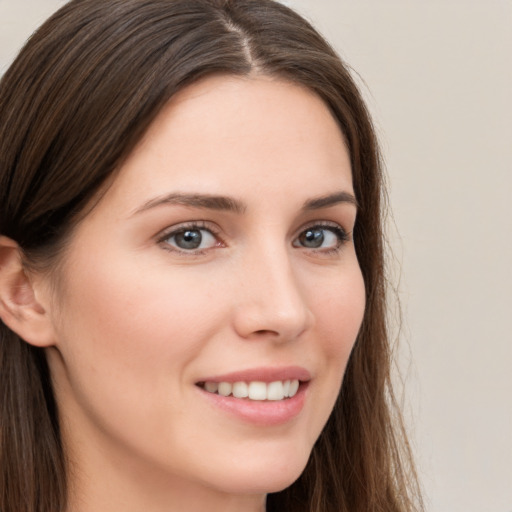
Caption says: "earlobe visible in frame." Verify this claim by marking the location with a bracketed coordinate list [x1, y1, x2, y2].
[0, 236, 55, 347]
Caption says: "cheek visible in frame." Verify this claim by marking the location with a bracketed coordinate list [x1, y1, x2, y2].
[58, 259, 221, 367]
[51, 250, 226, 417]
[49, 254, 231, 459]
[312, 267, 365, 410]
[311, 266, 366, 355]
[301, 264, 366, 430]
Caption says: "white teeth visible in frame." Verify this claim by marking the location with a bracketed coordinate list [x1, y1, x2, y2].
[218, 382, 232, 396]
[289, 379, 299, 397]
[267, 381, 284, 401]
[232, 381, 248, 398]
[248, 381, 267, 400]
[202, 379, 300, 401]
[205, 382, 219, 393]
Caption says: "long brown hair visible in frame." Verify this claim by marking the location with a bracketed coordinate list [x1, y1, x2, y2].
[0, 1, 422, 511]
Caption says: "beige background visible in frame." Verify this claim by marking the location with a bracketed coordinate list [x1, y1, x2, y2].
[1, 1, 511, 511]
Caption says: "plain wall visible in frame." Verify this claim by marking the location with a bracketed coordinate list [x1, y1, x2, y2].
[1, 1, 511, 511]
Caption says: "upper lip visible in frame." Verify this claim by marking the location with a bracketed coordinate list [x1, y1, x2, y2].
[197, 366, 311, 384]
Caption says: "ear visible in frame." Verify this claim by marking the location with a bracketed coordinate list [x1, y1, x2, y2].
[0, 236, 55, 347]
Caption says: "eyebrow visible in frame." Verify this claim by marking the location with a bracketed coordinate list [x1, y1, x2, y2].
[132, 190, 357, 216]
[302, 191, 358, 210]
[132, 193, 247, 216]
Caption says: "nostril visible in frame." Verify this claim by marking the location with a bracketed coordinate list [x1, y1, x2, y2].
[253, 329, 279, 336]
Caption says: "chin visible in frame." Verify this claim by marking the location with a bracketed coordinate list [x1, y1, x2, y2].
[206, 446, 311, 495]
[216, 469, 305, 496]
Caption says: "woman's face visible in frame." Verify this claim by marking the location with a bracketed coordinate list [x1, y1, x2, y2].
[44, 75, 365, 506]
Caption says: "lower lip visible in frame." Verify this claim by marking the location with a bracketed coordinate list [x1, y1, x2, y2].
[197, 383, 308, 426]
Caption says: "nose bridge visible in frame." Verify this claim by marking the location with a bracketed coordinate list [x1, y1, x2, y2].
[233, 239, 313, 340]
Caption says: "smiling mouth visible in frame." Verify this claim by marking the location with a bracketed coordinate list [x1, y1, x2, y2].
[197, 379, 301, 401]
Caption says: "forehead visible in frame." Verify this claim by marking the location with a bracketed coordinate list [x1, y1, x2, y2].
[95, 75, 353, 214]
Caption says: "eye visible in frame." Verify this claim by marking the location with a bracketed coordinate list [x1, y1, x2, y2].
[293, 224, 349, 251]
[159, 223, 220, 253]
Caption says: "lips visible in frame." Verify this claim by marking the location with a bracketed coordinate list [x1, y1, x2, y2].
[195, 366, 310, 425]
[197, 365, 311, 385]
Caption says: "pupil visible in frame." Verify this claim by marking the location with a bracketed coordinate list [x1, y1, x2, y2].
[176, 229, 202, 249]
[301, 229, 324, 248]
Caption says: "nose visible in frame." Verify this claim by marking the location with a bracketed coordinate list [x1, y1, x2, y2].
[231, 246, 314, 342]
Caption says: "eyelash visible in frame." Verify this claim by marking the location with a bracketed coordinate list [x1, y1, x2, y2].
[156, 221, 350, 256]
[157, 221, 223, 256]
[296, 222, 350, 255]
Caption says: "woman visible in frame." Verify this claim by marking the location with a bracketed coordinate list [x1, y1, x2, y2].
[0, 1, 422, 511]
